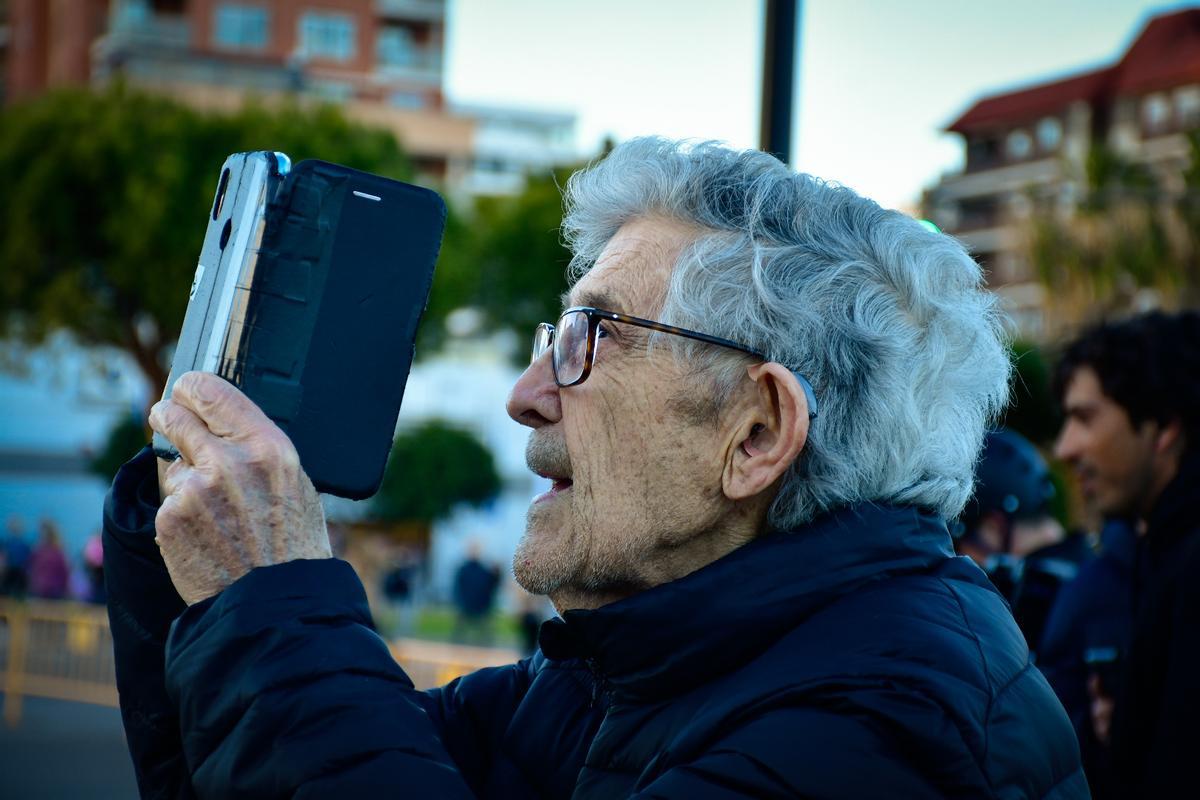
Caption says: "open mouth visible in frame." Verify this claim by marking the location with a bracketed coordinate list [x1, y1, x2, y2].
[533, 474, 573, 504]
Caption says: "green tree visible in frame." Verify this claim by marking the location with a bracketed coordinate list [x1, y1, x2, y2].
[421, 169, 577, 361]
[372, 419, 502, 524]
[1002, 340, 1059, 446]
[90, 415, 151, 481]
[1024, 139, 1200, 312]
[0, 83, 411, 395]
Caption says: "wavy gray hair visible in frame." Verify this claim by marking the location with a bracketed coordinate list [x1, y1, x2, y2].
[561, 137, 1011, 528]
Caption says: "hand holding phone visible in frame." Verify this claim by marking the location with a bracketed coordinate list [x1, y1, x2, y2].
[154, 151, 446, 499]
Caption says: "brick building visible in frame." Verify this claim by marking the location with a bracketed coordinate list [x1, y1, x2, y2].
[3, 0, 578, 190]
[925, 8, 1200, 338]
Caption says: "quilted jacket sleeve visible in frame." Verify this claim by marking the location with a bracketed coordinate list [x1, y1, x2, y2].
[103, 446, 195, 800]
[165, 558, 479, 799]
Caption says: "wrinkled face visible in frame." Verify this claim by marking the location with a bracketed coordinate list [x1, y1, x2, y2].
[1054, 367, 1158, 519]
[505, 217, 734, 606]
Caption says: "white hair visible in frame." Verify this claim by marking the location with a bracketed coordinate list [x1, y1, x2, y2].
[561, 137, 1011, 528]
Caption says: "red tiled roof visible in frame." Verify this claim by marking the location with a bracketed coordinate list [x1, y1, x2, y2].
[947, 8, 1200, 134]
[1113, 8, 1200, 93]
[947, 68, 1114, 133]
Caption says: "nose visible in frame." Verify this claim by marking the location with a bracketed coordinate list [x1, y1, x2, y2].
[507, 350, 562, 429]
[1053, 420, 1079, 464]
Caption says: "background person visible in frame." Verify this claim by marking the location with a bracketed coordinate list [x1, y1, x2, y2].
[2, 514, 32, 598]
[29, 518, 69, 600]
[451, 541, 501, 644]
[953, 428, 1085, 654]
[1053, 309, 1200, 799]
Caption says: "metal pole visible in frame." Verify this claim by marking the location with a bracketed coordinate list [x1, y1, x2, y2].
[759, 0, 799, 164]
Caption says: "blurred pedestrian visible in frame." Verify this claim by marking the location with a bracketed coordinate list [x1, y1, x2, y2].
[954, 428, 1082, 652]
[2, 514, 32, 597]
[381, 546, 420, 636]
[512, 586, 552, 657]
[1038, 518, 1135, 800]
[451, 540, 500, 644]
[29, 518, 70, 600]
[1054, 310, 1200, 798]
[84, 532, 106, 604]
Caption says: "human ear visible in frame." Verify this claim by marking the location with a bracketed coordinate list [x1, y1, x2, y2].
[1152, 418, 1185, 457]
[723, 362, 811, 502]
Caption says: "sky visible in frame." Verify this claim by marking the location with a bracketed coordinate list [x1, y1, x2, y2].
[444, 0, 1198, 211]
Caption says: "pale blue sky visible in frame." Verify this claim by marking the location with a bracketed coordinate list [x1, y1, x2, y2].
[444, 0, 1197, 210]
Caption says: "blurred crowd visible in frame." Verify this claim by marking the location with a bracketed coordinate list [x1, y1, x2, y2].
[1, 514, 106, 604]
[954, 309, 1198, 799]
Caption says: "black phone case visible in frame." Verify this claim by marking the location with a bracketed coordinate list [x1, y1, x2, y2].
[162, 157, 445, 500]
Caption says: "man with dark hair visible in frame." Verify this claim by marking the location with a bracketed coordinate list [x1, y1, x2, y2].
[1053, 309, 1200, 798]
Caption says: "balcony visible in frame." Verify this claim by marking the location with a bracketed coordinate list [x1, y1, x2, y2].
[376, 0, 446, 23]
[375, 45, 443, 85]
[105, 3, 191, 51]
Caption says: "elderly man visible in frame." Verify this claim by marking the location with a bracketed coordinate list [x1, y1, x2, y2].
[1053, 311, 1200, 799]
[105, 139, 1086, 799]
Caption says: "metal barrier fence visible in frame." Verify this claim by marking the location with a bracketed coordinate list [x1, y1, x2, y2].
[0, 599, 118, 727]
[1, 599, 518, 728]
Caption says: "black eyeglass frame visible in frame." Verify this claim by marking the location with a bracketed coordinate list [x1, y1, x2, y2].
[533, 305, 819, 418]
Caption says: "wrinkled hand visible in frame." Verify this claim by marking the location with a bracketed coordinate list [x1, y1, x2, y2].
[148, 371, 330, 605]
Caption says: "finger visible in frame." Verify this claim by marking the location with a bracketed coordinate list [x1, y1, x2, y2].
[172, 371, 274, 440]
[149, 398, 216, 466]
[159, 455, 192, 498]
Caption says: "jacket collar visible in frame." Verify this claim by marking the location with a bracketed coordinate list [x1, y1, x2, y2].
[538, 503, 957, 702]
[1145, 450, 1200, 556]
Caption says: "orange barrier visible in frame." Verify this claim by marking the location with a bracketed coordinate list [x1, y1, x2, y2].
[390, 638, 519, 690]
[1, 599, 518, 727]
[0, 599, 118, 727]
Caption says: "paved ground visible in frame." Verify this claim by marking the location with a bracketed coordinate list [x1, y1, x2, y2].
[0, 695, 138, 799]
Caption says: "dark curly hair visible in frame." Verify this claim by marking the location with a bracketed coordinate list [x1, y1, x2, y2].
[1054, 310, 1200, 448]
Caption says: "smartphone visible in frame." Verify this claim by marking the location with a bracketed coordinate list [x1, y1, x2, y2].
[153, 151, 446, 499]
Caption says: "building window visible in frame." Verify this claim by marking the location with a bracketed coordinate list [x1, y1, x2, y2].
[389, 91, 425, 109]
[1176, 86, 1200, 128]
[1142, 93, 1171, 133]
[1005, 129, 1032, 160]
[213, 4, 269, 51]
[378, 25, 417, 68]
[1036, 117, 1062, 151]
[298, 12, 356, 62]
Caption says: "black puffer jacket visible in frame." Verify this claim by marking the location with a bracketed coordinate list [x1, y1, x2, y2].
[1111, 453, 1200, 798]
[105, 448, 1088, 799]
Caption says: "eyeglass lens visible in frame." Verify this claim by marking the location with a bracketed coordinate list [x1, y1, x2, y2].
[532, 324, 553, 365]
[554, 310, 590, 385]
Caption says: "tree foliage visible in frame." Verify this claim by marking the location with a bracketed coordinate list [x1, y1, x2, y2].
[1002, 339, 1059, 446]
[372, 419, 502, 524]
[1024, 136, 1200, 314]
[420, 169, 576, 361]
[90, 415, 150, 481]
[0, 83, 411, 394]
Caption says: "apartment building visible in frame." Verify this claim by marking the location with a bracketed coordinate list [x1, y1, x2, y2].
[5, 0, 472, 185]
[924, 8, 1200, 338]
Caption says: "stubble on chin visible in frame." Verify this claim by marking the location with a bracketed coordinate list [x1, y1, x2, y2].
[512, 499, 577, 596]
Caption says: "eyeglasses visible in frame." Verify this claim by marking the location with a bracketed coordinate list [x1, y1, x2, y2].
[532, 306, 819, 417]
[532, 306, 761, 388]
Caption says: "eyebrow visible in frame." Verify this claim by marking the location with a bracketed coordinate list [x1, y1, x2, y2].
[561, 288, 627, 313]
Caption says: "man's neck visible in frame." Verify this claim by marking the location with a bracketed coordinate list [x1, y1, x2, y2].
[551, 507, 768, 613]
